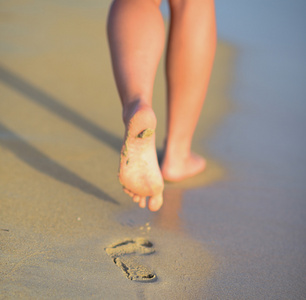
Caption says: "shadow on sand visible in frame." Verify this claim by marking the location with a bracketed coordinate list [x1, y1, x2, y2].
[0, 64, 120, 204]
[0, 122, 118, 204]
[0, 65, 122, 153]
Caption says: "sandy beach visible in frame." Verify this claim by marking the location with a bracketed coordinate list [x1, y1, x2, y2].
[1, 0, 306, 299]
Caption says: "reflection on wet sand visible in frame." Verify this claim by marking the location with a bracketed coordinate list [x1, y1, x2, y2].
[153, 159, 225, 232]
[155, 187, 184, 232]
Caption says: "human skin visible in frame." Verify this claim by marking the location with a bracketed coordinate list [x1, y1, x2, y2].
[107, 0, 216, 211]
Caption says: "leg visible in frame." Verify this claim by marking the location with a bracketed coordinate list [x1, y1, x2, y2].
[107, 0, 165, 211]
[161, 0, 217, 181]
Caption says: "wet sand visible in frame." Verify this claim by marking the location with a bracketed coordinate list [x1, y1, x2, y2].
[1, 0, 306, 299]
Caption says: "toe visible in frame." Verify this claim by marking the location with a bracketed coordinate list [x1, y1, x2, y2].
[124, 188, 134, 198]
[133, 195, 140, 203]
[139, 197, 147, 208]
[148, 193, 163, 212]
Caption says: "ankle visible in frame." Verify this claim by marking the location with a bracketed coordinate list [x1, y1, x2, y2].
[163, 139, 192, 162]
[122, 100, 152, 126]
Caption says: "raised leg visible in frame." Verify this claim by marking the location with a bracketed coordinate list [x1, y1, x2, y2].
[161, 0, 217, 181]
[107, 0, 165, 211]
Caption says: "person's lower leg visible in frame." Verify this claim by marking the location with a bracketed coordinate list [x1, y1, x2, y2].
[161, 0, 217, 181]
[107, 0, 165, 210]
[108, 0, 164, 117]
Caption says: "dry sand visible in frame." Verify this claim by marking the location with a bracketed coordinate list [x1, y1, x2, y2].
[0, 1, 231, 298]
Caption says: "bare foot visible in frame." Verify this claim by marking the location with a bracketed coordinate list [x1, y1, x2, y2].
[161, 152, 206, 182]
[119, 104, 164, 211]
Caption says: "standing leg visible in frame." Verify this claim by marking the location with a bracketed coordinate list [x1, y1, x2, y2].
[107, 0, 165, 211]
[161, 0, 217, 181]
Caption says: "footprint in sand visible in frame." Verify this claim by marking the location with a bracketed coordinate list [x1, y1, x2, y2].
[105, 237, 157, 282]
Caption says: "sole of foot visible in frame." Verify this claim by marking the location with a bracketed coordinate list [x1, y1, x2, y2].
[119, 104, 164, 211]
